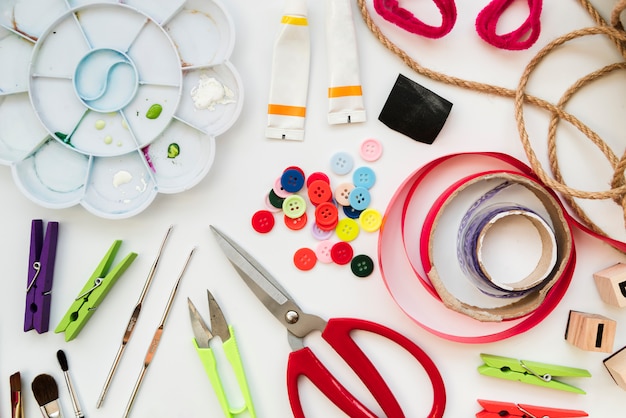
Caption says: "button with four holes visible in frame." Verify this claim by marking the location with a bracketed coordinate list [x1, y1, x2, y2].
[285, 212, 308, 231]
[315, 202, 338, 227]
[282, 195, 306, 219]
[335, 218, 359, 242]
[294, 247, 317, 271]
[306, 171, 330, 187]
[351, 254, 374, 277]
[311, 222, 334, 240]
[349, 186, 371, 210]
[281, 168, 305, 193]
[308, 179, 333, 206]
[359, 208, 382, 232]
[360, 138, 382, 162]
[353, 166, 376, 189]
[251, 210, 275, 233]
[343, 205, 362, 219]
[315, 240, 334, 263]
[330, 151, 354, 175]
[334, 183, 354, 206]
[273, 177, 291, 198]
[268, 188, 285, 209]
[331, 241, 354, 265]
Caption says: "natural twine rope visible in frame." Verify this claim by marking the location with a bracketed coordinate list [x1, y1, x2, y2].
[356, 0, 626, 239]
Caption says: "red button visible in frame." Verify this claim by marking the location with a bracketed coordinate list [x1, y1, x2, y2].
[307, 179, 333, 206]
[294, 247, 317, 271]
[251, 210, 275, 233]
[306, 171, 330, 187]
[315, 202, 338, 227]
[284, 212, 308, 231]
[331, 241, 353, 265]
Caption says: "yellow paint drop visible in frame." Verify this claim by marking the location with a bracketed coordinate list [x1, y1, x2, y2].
[95, 120, 106, 130]
[104, 135, 113, 144]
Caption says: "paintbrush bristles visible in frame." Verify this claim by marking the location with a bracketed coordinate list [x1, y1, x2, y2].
[31, 374, 59, 406]
[56, 350, 69, 372]
[10, 371, 21, 391]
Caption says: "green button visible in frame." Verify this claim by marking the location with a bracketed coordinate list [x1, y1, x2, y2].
[351, 254, 374, 278]
[282, 194, 306, 219]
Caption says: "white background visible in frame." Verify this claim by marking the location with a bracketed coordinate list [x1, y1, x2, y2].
[2, 0, 626, 416]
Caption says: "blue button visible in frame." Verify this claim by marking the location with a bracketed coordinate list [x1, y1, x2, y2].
[349, 186, 371, 210]
[330, 151, 354, 175]
[280, 169, 305, 193]
[353, 166, 376, 189]
[343, 205, 362, 219]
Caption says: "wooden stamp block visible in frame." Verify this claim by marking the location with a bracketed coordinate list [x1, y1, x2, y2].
[593, 263, 626, 307]
[565, 310, 616, 353]
[604, 346, 626, 390]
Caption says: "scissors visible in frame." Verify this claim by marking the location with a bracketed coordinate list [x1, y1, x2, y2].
[210, 225, 446, 418]
[188, 290, 255, 417]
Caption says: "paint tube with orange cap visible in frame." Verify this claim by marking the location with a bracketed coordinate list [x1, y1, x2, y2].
[326, 0, 366, 124]
[266, 0, 310, 141]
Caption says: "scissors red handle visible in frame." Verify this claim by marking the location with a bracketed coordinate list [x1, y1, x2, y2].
[286, 318, 446, 418]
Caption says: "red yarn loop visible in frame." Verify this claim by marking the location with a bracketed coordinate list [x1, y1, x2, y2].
[373, 0, 457, 39]
[476, 0, 543, 50]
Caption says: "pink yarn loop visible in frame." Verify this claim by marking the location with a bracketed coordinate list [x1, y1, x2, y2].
[476, 0, 543, 50]
[373, 0, 457, 39]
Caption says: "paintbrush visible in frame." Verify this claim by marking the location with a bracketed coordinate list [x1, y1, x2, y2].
[57, 350, 84, 418]
[31, 374, 63, 418]
[10, 371, 24, 418]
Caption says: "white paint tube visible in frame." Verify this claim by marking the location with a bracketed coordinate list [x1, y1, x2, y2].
[325, 0, 366, 124]
[266, 0, 310, 141]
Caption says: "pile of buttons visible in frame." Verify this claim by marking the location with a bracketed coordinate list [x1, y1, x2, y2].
[250, 138, 383, 277]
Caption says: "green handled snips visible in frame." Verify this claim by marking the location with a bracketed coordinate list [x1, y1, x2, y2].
[188, 290, 255, 417]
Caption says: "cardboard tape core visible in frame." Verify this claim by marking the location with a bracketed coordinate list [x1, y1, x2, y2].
[461, 203, 558, 296]
[424, 172, 572, 322]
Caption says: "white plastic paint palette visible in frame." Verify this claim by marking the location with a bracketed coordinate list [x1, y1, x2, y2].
[0, 0, 243, 218]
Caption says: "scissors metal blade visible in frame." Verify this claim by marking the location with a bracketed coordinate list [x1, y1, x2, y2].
[207, 289, 231, 342]
[210, 225, 326, 338]
[188, 298, 213, 348]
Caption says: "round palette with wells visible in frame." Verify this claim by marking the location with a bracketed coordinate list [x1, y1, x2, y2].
[0, 0, 243, 218]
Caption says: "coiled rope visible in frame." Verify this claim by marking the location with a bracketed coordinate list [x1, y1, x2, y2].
[356, 0, 626, 239]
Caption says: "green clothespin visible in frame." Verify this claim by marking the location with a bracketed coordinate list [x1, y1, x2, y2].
[188, 290, 255, 418]
[55, 240, 137, 341]
[478, 353, 591, 394]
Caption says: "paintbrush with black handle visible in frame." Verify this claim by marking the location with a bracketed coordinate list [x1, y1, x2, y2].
[31, 374, 63, 418]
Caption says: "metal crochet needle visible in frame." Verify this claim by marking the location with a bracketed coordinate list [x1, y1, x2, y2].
[96, 225, 174, 408]
[122, 247, 195, 418]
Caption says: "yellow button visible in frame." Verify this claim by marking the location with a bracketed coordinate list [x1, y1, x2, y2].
[359, 208, 382, 232]
[335, 218, 360, 242]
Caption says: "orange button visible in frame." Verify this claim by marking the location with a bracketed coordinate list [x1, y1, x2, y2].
[308, 179, 333, 206]
[315, 202, 338, 227]
[294, 247, 317, 271]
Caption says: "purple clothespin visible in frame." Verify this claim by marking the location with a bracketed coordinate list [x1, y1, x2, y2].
[24, 219, 59, 333]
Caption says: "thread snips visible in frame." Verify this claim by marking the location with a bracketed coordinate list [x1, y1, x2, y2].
[24, 219, 59, 334]
[188, 290, 255, 418]
[478, 353, 591, 394]
[55, 240, 137, 341]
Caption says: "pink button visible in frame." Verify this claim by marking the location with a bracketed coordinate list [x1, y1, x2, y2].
[315, 240, 334, 263]
[273, 177, 292, 198]
[360, 138, 383, 162]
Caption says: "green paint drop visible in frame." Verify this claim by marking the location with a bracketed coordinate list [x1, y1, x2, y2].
[167, 143, 180, 159]
[55, 132, 70, 144]
[146, 104, 163, 119]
